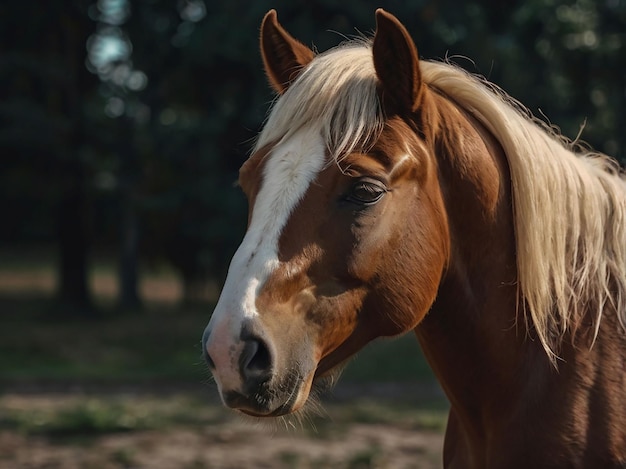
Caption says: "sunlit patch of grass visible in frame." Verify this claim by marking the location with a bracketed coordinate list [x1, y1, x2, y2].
[0, 394, 232, 438]
[0, 391, 448, 440]
[1, 400, 159, 437]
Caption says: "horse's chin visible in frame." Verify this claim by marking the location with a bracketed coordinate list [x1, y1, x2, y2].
[235, 366, 344, 420]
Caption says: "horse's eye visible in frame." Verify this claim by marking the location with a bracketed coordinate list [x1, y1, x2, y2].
[347, 179, 387, 205]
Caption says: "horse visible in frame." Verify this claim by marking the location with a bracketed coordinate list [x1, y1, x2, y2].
[202, 9, 626, 468]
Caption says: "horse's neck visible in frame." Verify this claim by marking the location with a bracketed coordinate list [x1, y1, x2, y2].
[415, 94, 551, 444]
[413, 91, 626, 466]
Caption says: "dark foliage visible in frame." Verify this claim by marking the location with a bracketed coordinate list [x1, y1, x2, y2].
[1, 0, 624, 309]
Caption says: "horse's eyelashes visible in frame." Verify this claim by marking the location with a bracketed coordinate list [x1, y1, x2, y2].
[345, 179, 387, 205]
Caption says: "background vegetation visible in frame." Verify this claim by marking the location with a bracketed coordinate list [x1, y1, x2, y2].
[0, 1, 623, 466]
[1, 0, 624, 315]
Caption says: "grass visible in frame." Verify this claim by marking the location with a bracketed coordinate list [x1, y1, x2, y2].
[0, 393, 233, 437]
[0, 298, 210, 383]
[0, 392, 448, 439]
[2, 399, 158, 436]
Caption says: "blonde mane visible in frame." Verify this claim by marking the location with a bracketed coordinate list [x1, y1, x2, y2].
[257, 42, 626, 361]
[255, 43, 384, 160]
[421, 62, 626, 360]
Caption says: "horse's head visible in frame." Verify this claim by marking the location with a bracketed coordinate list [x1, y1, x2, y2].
[202, 9, 450, 417]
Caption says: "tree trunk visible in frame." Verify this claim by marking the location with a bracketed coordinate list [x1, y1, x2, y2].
[55, 4, 97, 316]
[57, 160, 92, 314]
[118, 186, 141, 310]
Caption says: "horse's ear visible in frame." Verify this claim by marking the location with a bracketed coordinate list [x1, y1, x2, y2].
[372, 9, 423, 113]
[260, 10, 315, 94]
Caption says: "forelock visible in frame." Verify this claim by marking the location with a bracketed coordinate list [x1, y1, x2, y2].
[255, 42, 385, 163]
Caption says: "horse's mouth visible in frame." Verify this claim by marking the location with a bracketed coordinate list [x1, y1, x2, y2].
[230, 364, 342, 418]
[225, 368, 312, 417]
[238, 400, 294, 418]
[237, 384, 301, 417]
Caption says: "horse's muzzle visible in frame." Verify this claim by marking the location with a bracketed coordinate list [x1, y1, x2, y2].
[203, 320, 310, 416]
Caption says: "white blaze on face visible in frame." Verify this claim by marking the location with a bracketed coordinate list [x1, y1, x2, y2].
[204, 127, 326, 393]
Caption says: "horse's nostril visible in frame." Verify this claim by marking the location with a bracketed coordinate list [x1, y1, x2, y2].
[240, 338, 273, 381]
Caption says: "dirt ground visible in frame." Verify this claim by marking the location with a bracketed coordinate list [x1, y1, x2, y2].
[0, 390, 445, 469]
